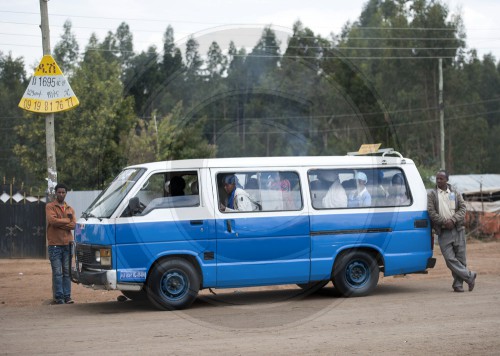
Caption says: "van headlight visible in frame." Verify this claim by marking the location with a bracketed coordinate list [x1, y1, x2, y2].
[95, 248, 112, 267]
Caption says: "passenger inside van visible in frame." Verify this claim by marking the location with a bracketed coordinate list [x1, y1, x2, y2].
[266, 172, 295, 210]
[168, 176, 186, 196]
[372, 170, 390, 206]
[321, 171, 348, 208]
[310, 171, 331, 208]
[388, 173, 410, 206]
[347, 172, 372, 207]
[219, 174, 259, 212]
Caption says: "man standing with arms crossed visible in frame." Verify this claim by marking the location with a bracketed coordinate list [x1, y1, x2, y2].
[46, 183, 76, 304]
[428, 170, 477, 293]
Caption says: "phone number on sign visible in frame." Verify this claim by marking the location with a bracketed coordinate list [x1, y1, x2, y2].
[20, 97, 78, 113]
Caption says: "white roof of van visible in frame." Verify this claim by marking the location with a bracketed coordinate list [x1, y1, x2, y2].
[127, 155, 414, 170]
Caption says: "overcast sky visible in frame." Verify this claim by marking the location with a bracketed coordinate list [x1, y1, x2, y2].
[1, 0, 499, 73]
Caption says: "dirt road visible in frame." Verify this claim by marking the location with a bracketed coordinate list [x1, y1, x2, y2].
[1, 240, 499, 355]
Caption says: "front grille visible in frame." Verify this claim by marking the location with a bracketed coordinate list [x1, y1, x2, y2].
[76, 244, 94, 265]
[75, 243, 112, 270]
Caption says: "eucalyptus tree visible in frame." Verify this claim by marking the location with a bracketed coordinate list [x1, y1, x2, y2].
[53, 20, 79, 76]
[162, 25, 183, 81]
[0, 53, 27, 181]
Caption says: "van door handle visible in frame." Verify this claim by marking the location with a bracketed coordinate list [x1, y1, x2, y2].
[190, 220, 203, 226]
[226, 220, 232, 233]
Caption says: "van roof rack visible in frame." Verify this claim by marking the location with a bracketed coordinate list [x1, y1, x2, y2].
[347, 145, 404, 158]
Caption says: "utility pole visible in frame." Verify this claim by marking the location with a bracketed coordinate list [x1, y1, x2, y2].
[439, 58, 445, 170]
[39, 0, 57, 200]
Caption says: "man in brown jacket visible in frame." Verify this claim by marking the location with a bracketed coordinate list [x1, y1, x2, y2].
[46, 183, 76, 304]
[427, 170, 477, 293]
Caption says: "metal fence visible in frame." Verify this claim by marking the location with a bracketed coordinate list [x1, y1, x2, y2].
[0, 185, 46, 258]
[0, 183, 101, 258]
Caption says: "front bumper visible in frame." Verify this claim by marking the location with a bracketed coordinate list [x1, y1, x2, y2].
[71, 268, 117, 290]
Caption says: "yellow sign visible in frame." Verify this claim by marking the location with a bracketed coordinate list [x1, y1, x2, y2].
[358, 143, 382, 154]
[18, 55, 79, 113]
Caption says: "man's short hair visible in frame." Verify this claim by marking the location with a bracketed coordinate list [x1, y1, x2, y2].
[54, 183, 69, 192]
[437, 169, 449, 179]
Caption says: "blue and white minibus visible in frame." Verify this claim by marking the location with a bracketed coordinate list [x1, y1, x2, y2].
[72, 152, 436, 310]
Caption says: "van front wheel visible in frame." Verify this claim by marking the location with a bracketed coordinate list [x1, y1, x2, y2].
[147, 258, 200, 310]
[332, 251, 379, 297]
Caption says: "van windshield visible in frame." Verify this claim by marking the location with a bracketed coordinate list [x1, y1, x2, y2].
[83, 168, 145, 219]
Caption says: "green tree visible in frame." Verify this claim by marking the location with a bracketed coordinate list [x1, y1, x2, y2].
[157, 102, 215, 160]
[98, 22, 134, 74]
[245, 27, 281, 85]
[185, 36, 203, 78]
[162, 25, 183, 80]
[123, 119, 157, 165]
[115, 22, 134, 71]
[53, 20, 79, 76]
[124, 45, 162, 116]
[335, 0, 467, 168]
[0, 53, 28, 181]
[206, 41, 227, 79]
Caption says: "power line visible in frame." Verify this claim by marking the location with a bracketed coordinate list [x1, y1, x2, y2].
[1, 44, 467, 60]
[2, 99, 499, 123]
[0, 32, 485, 50]
[3, 21, 500, 42]
[4, 9, 499, 32]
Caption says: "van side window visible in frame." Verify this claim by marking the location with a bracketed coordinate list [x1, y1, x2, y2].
[385, 170, 411, 206]
[218, 171, 302, 212]
[126, 171, 200, 216]
[308, 168, 411, 209]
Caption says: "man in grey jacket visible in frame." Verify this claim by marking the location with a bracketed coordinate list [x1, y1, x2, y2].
[427, 170, 477, 292]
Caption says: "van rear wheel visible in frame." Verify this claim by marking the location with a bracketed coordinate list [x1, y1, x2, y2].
[332, 251, 379, 297]
[147, 258, 200, 310]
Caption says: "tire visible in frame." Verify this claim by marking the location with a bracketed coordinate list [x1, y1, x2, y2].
[121, 289, 148, 301]
[147, 258, 200, 310]
[332, 250, 379, 297]
[296, 280, 329, 292]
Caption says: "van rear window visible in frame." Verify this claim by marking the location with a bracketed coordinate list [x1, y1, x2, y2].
[308, 168, 411, 209]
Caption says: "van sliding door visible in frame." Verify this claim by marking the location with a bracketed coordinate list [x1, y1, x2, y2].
[213, 170, 310, 287]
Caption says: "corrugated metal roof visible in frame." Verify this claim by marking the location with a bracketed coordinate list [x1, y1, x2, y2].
[448, 174, 500, 194]
[466, 201, 500, 213]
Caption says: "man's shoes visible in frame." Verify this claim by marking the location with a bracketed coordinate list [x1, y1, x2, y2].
[64, 298, 74, 304]
[51, 299, 64, 305]
[468, 272, 477, 292]
[453, 286, 464, 293]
